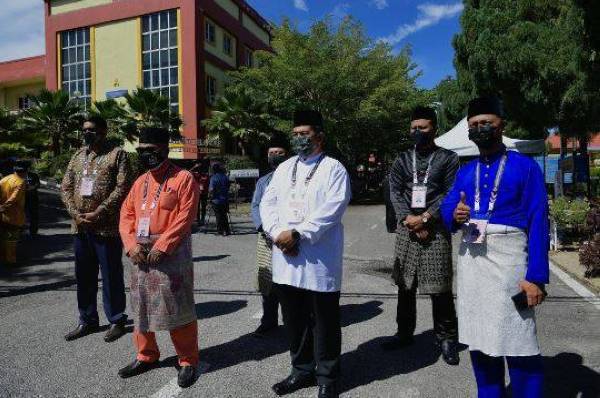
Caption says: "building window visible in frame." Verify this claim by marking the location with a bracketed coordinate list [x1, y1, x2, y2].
[206, 75, 217, 105]
[223, 33, 233, 56]
[205, 21, 216, 45]
[60, 27, 91, 109]
[142, 9, 179, 113]
[243, 47, 253, 67]
[18, 97, 33, 110]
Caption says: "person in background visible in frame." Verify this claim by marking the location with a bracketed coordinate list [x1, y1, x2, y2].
[0, 160, 28, 266]
[118, 127, 200, 388]
[385, 106, 460, 365]
[441, 96, 549, 398]
[61, 115, 132, 343]
[191, 159, 210, 225]
[209, 163, 231, 236]
[24, 164, 40, 237]
[250, 135, 289, 337]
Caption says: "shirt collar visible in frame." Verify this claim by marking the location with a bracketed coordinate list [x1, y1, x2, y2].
[149, 159, 171, 177]
[479, 144, 507, 163]
[299, 152, 324, 164]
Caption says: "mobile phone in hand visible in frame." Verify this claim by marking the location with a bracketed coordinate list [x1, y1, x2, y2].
[511, 291, 529, 311]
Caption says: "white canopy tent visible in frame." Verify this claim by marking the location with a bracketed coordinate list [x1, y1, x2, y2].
[434, 117, 545, 157]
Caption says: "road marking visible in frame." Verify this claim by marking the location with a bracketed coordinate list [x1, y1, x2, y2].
[370, 224, 378, 230]
[150, 362, 210, 398]
[550, 262, 600, 311]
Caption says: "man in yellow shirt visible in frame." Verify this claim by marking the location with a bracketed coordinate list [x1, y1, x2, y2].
[0, 160, 28, 266]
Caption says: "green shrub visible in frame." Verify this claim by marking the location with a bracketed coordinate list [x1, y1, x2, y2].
[550, 197, 590, 228]
[33, 150, 75, 181]
[224, 155, 257, 171]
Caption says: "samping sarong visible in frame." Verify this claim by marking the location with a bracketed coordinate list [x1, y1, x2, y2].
[130, 235, 196, 332]
[392, 222, 452, 294]
[457, 224, 539, 357]
[256, 232, 273, 295]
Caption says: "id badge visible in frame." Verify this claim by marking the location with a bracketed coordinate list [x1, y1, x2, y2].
[79, 176, 95, 197]
[136, 217, 151, 243]
[287, 200, 306, 224]
[411, 185, 427, 209]
[462, 219, 488, 244]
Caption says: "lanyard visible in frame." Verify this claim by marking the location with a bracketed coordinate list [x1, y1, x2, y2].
[141, 165, 171, 212]
[291, 154, 325, 188]
[82, 151, 98, 176]
[412, 148, 436, 185]
[474, 154, 508, 218]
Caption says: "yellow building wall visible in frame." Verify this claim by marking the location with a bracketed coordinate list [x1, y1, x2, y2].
[205, 61, 229, 99]
[51, 0, 113, 15]
[204, 19, 237, 68]
[94, 18, 140, 101]
[242, 13, 270, 46]
[0, 81, 45, 111]
[214, 0, 239, 19]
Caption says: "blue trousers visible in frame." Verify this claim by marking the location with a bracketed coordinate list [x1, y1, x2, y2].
[470, 351, 544, 398]
[74, 232, 127, 326]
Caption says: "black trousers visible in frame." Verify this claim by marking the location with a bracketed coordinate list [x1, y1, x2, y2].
[212, 203, 230, 234]
[197, 195, 208, 223]
[396, 286, 458, 342]
[261, 290, 279, 327]
[274, 283, 341, 387]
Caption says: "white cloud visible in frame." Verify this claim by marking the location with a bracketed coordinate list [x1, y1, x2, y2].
[0, 0, 45, 62]
[370, 0, 389, 10]
[294, 0, 309, 12]
[378, 2, 464, 46]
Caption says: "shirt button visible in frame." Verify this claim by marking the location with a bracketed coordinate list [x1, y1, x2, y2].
[484, 174, 489, 178]
[484, 184, 488, 188]
[486, 165, 490, 169]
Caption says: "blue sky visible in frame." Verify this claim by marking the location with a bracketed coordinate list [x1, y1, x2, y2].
[0, 0, 463, 89]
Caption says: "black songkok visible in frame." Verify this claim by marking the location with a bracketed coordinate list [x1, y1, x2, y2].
[411, 106, 438, 125]
[139, 127, 170, 145]
[268, 134, 290, 151]
[293, 110, 323, 128]
[467, 96, 505, 120]
[14, 160, 31, 171]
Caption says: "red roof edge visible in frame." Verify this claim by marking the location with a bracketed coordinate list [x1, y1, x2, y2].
[0, 55, 46, 84]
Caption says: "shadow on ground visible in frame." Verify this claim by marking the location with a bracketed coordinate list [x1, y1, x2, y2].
[340, 300, 384, 327]
[195, 300, 248, 320]
[540, 352, 599, 398]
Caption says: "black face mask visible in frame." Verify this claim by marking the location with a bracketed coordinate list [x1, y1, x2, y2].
[468, 124, 498, 149]
[412, 128, 429, 146]
[268, 154, 286, 169]
[83, 131, 97, 147]
[138, 150, 166, 170]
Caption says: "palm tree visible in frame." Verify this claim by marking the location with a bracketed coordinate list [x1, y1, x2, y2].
[89, 99, 130, 142]
[20, 89, 83, 156]
[202, 86, 280, 156]
[122, 88, 183, 139]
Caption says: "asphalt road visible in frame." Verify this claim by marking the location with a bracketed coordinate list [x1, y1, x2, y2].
[0, 189, 598, 397]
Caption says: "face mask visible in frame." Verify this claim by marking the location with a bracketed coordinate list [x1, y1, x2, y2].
[83, 131, 97, 147]
[292, 136, 316, 158]
[468, 124, 498, 149]
[268, 154, 286, 169]
[139, 150, 165, 170]
[412, 128, 429, 146]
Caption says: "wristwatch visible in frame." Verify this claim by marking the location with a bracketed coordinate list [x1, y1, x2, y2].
[421, 213, 430, 224]
[291, 229, 301, 241]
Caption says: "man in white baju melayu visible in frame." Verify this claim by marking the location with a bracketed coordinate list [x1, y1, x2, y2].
[260, 110, 351, 398]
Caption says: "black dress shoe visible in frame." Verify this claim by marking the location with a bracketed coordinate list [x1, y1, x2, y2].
[381, 334, 414, 351]
[177, 365, 197, 388]
[272, 374, 316, 396]
[104, 322, 126, 343]
[318, 385, 339, 398]
[118, 359, 157, 378]
[439, 339, 460, 365]
[64, 324, 99, 341]
[252, 323, 278, 338]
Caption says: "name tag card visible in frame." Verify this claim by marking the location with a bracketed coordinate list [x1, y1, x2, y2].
[79, 177, 95, 197]
[462, 219, 488, 244]
[136, 217, 151, 243]
[411, 185, 427, 209]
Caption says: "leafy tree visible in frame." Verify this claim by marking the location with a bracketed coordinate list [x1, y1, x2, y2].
[20, 89, 83, 156]
[88, 98, 130, 143]
[209, 17, 428, 165]
[0, 107, 30, 158]
[432, 77, 470, 133]
[453, 0, 600, 143]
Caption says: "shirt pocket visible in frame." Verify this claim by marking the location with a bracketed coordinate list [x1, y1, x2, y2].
[159, 190, 178, 211]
